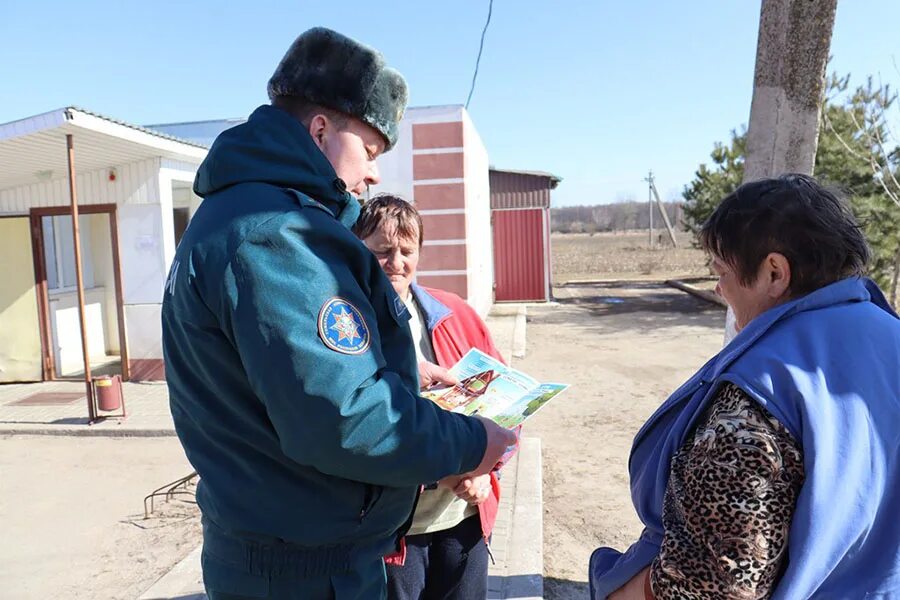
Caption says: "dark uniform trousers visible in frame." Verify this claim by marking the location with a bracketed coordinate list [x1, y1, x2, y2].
[202, 518, 389, 600]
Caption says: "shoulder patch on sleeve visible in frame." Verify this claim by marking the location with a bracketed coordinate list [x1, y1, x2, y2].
[318, 297, 371, 355]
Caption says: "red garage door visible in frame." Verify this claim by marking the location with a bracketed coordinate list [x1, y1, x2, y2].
[492, 209, 548, 302]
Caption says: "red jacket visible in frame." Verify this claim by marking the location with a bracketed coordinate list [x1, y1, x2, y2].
[385, 284, 518, 565]
[417, 285, 504, 368]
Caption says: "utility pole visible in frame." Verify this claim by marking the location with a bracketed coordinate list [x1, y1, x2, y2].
[649, 178, 678, 247]
[743, 0, 837, 182]
[644, 170, 678, 247]
[725, 0, 837, 342]
[645, 170, 654, 248]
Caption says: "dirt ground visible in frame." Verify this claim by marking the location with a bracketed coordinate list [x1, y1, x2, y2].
[514, 281, 725, 599]
[0, 436, 200, 599]
[551, 231, 710, 283]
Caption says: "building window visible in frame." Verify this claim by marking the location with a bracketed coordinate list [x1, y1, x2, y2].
[41, 215, 94, 293]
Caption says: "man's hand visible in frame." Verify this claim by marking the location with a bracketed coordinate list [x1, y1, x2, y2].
[453, 474, 492, 506]
[469, 416, 517, 477]
[419, 361, 458, 390]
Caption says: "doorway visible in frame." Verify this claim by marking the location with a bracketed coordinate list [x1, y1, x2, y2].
[30, 205, 129, 381]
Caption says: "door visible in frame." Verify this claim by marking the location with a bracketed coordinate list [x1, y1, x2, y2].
[0, 217, 43, 382]
[492, 209, 548, 302]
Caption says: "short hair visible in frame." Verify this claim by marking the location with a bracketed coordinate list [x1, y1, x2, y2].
[699, 173, 870, 296]
[272, 96, 349, 130]
[353, 194, 424, 247]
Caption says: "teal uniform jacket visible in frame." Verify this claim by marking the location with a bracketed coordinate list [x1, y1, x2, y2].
[161, 105, 486, 588]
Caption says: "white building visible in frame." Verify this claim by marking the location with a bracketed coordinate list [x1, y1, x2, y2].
[0, 107, 205, 382]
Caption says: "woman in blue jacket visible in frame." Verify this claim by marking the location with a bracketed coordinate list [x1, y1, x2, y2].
[591, 174, 900, 599]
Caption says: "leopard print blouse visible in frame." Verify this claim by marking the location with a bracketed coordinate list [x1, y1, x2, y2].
[650, 382, 805, 600]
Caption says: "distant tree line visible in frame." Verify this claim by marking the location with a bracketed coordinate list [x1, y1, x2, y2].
[550, 201, 684, 234]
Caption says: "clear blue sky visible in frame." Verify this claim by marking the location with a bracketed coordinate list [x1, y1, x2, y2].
[2, 1, 898, 206]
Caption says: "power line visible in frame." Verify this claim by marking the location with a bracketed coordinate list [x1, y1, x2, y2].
[466, 0, 494, 109]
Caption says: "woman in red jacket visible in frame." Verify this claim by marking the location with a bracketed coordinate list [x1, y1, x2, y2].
[354, 194, 516, 600]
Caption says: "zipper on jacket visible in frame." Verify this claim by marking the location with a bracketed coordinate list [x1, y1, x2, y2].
[359, 484, 375, 523]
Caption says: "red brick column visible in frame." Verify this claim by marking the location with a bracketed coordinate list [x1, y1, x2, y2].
[411, 121, 468, 298]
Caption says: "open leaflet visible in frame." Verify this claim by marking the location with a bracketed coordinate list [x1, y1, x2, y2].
[421, 348, 568, 428]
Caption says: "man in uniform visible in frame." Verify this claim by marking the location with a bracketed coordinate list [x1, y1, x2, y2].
[162, 27, 516, 599]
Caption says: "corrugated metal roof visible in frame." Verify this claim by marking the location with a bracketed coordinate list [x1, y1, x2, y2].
[145, 118, 247, 148]
[0, 107, 206, 190]
[66, 107, 209, 149]
[490, 167, 562, 187]
[490, 169, 560, 210]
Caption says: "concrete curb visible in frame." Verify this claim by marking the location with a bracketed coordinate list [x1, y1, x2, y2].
[561, 276, 716, 286]
[138, 546, 203, 600]
[489, 304, 526, 316]
[0, 424, 176, 438]
[501, 437, 544, 599]
[487, 303, 527, 363]
[512, 306, 527, 359]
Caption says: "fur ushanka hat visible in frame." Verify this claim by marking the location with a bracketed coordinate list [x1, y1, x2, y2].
[268, 27, 409, 150]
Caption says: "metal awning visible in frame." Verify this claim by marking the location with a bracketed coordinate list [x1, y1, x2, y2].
[0, 107, 207, 190]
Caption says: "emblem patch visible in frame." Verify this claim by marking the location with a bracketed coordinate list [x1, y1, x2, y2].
[318, 297, 371, 355]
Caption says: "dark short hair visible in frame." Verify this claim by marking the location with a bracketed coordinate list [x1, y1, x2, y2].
[353, 194, 424, 247]
[699, 173, 870, 296]
[272, 96, 349, 130]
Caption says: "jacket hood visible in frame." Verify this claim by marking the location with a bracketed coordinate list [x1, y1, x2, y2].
[193, 104, 358, 221]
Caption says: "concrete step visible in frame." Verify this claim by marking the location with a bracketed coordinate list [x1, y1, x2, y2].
[488, 437, 544, 600]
